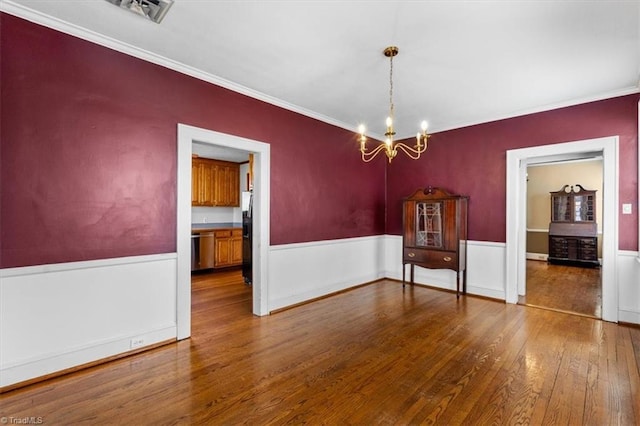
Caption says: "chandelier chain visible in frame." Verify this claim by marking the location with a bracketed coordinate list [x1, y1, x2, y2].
[389, 53, 394, 119]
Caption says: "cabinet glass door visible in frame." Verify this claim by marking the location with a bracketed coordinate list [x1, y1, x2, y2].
[416, 202, 443, 248]
[573, 195, 594, 222]
[552, 195, 571, 222]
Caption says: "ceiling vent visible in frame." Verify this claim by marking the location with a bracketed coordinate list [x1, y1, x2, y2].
[105, 0, 174, 24]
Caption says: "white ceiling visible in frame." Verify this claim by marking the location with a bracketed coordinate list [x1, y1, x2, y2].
[3, 0, 640, 142]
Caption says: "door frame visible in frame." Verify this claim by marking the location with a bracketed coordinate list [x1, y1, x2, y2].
[176, 124, 271, 339]
[506, 136, 619, 322]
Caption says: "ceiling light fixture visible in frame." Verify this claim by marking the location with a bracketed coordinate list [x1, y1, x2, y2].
[358, 46, 430, 163]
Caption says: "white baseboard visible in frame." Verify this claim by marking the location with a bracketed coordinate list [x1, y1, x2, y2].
[526, 252, 548, 261]
[2, 325, 176, 388]
[0, 254, 177, 388]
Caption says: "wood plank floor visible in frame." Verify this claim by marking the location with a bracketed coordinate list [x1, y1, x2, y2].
[522, 260, 602, 318]
[1, 269, 639, 425]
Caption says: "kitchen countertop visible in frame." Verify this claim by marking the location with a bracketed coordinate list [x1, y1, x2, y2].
[191, 222, 242, 232]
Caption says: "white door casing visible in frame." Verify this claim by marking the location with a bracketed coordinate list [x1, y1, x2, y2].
[506, 136, 619, 322]
[176, 124, 271, 339]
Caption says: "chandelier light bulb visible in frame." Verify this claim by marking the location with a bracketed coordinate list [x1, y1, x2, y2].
[386, 116, 393, 128]
[421, 121, 428, 131]
[358, 124, 366, 135]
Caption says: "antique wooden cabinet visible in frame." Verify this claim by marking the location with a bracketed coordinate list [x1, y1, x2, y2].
[402, 187, 469, 297]
[548, 184, 598, 267]
[191, 157, 240, 207]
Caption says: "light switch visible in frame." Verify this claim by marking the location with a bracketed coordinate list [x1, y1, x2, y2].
[622, 203, 632, 214]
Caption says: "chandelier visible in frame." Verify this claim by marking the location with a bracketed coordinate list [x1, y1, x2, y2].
[358, 46, 430, 163]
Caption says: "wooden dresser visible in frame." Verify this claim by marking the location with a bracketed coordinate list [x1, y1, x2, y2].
[402, 187, 469, 297]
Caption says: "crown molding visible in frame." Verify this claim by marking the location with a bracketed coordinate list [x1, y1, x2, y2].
[431, 86, 640, 135]
[0, 1, 358, 134]
[2, 1, 638, 139]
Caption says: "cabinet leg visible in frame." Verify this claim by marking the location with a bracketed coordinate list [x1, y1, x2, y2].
[410, 264, 414, 286]
[402, 263, 405, 288]
[463, 269, 467, 295]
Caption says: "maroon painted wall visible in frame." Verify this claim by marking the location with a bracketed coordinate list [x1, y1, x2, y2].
[386, 94, 639, 251]
[0, 14, 386, 268]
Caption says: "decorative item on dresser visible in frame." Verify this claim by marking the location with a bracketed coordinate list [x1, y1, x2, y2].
[548, 184, 599, 267]
[402, 187, 469, 298]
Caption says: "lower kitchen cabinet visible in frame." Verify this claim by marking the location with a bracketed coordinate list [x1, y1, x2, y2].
[213, 229, 243, 268]
[191, 228, 243, 271]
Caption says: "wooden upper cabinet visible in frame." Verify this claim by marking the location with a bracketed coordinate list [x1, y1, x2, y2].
[191, 160, 201, 205]
[213, 162, 240, 207]
[191, 158, 240, 207]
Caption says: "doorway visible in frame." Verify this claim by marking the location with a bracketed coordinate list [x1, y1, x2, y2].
[176, 124, 271, 340]
[521, 158, 603, 318]
[505, 136, 619, 323]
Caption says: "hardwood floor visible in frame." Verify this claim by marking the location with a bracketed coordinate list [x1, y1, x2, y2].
[521, 260, 602, 318]
[1, 270, 639, 425]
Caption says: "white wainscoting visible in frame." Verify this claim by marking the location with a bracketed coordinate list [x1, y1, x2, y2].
[0, 254, 177, 388]
[382, 236, 507, 300]
[2, 238, 637, 388]
[617, 250, 640, 324]
[268, 236, 385, 311]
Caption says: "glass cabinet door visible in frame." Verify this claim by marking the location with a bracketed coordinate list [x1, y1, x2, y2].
[573, 194, 594, 221]
[416, 201, 443, 248]
[552, 195, 571, 222]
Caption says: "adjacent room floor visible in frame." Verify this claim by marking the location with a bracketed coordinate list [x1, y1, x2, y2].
[520, 259, 602, 318]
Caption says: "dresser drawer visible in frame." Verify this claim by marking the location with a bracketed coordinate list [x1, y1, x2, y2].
[404, 249, 458, 269]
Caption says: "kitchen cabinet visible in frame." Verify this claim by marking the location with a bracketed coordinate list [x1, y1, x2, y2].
[548, 184, 598, 267]
[402, 187, 468, 298]
[191, 157, 240, 207]
[191, 227, 243, 271]
[213, 161, 240, 207]
[213, 229, 243, 268]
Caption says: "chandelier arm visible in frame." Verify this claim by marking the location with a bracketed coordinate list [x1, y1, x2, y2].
[394, 142, 428, 160]
[361, 143, 389, 162]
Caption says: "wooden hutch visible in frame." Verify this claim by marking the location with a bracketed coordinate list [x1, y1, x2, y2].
[402, 187, 469, 298]
[548, 184, 599, 267]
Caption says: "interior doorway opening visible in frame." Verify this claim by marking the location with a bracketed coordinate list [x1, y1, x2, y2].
[190, 140, 255, 315]
[177, 124, 271, 340]
[520, 158, 603, 318]
[505, 136, 619, 323]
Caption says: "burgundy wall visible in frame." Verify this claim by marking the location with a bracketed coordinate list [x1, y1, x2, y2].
[386, 94, 639, 251]
[0, 14, 386, 268]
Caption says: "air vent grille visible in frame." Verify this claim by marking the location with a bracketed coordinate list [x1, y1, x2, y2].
[105, 0, 174, 24]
